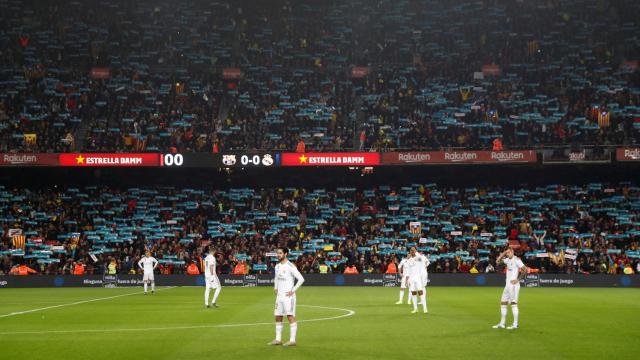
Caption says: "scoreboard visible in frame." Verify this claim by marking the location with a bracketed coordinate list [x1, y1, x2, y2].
[159, 153, 277, 168]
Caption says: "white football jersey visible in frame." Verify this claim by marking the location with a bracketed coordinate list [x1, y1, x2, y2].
[398, 258, 409, 276]
[138, 256, 158, 274]
[503, 256, 525, 285]
[204, 254, 216, 277]
[417, 252, 430, 276]
[274, 260, 304, 297]
[404, 256, 423, 279]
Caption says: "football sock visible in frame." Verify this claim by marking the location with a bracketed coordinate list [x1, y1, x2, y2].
[275, 322, 283, 342]
[289, 322, 297, 342]
[212, 287, 221, 304]
[420, 293, 427, 311]
[511, 305, 519, 326]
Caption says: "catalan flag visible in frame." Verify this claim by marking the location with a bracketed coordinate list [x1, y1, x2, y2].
[23, 133, 37, 146]
[12, 234, 26, 249]
[135, 135, 147, 151]
[589, 105, 600, 121]
[459, 87, 471, 102]
[69, 233, 81, 250]
[598, 110, 610, 128]
[409, 221, 422, 235]
[526, 40, 539, 56]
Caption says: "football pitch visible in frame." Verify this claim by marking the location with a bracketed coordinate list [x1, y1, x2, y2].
[0, 286, 638, 359]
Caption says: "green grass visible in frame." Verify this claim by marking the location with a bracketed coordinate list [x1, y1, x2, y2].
[0, 287, 639, 359]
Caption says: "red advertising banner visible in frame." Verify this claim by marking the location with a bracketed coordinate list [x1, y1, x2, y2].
[619, 60, 638, 73]
[616, 148, 640, 161]
[0, 153, 59, 166]
[280, 152, 380, 166]
[59, 153, 160, 167]
[381, 151, 536, 165]
[351, 67, 370, 78]
[482, 64, 501, 77]
[222, 68, 242, 79]
[89, 67, 110, 79]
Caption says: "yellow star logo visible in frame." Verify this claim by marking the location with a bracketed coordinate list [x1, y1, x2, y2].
[299, 154, 307, 163]
[76, 155, 85, 164]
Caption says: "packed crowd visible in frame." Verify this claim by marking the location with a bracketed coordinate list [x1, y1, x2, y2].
[1, 0, 639, 153]
[1, 182, 639, 276]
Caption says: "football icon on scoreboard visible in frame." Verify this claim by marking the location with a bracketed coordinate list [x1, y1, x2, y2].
[222, 154, 237, 166]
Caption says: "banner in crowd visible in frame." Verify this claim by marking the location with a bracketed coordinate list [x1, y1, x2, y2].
[616, 148, 640, 161]
[89, 67, 110, 79]
[482, 64, 501, 76]
[0, 153, 59, 166]
[222, 68, 242, 79]
[0, 274, 636, 288]
[351, 67, 370, 78]
[381, 151, 536, 165]
[59, 153, 160, 167]
[280, 152, 381, 166]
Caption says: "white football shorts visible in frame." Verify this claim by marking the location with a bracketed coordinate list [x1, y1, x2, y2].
[501, 283, 520, 303]
[274, 295, 297, 316]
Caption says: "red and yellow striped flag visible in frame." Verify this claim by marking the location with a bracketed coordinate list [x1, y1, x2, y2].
[12, 235, 26, 249]
[527, 41, 539, 56]
[598, 110, 610, 128]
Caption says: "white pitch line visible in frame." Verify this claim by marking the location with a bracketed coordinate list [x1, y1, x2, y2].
[0, 287, 175, 319]
[0, 304, 356, 335]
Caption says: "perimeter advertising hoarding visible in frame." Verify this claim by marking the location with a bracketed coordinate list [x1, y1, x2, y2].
[381, 151, 536, 165]
[59, 153, 160, 167]
[0, 153, 59, 166]
[0, 274, 635, 288]
[616, 148, 640, 161]
[280, 152, 381, 167]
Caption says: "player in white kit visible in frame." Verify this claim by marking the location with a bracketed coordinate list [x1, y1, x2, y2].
[204, 246, 221, 308]
[268, 247, 304, 347]
[395, 256, 412, 305]
[406, 247, 428, 314]
[138, 250, 158, 295]
[493, 247, 527, 329]
[417, 250, 430, 313]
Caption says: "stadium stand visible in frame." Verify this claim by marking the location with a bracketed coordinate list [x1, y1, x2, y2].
[1, 0, 638, 153]
[1, 183, 639, 275]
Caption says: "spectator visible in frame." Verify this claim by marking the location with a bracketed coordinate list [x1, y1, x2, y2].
[187, 262, 200, 275]
[233, 260, 249, 275]
[344, 264, 359, 274]
[10, 264, 37, 276]
[107, 259, 117, 275]
[295, 139, 306, 153]
[73, 261, 85, 275]
[492, 138, 503, 152]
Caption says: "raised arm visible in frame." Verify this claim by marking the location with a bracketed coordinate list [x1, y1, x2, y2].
[496, 250, 508, 265]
